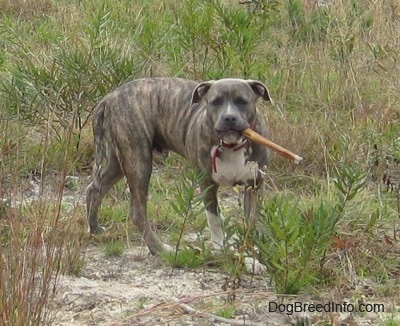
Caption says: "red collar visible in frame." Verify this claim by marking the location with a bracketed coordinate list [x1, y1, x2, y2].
[212, 138, 248, 173]
[212, 121, 256, 173]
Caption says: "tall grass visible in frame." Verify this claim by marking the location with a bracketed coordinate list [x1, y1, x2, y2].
[0, 113, 85, 324]
[0, 206, 85, 325]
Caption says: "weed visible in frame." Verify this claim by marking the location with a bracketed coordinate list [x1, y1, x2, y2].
[166, 167, 210, 269]
[67, 257, 86, 277]
[137, 297, 147, 309]
[162, 248, 204, 269]
[216, 305, 235, 319]
[103, 240, 125, 257]
[252, 165, 367, 294]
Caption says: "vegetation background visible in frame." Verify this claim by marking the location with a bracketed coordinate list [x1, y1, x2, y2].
[0, 0, 399, 324]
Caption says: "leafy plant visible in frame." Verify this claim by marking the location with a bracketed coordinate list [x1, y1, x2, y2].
[165, 167, 211, 269]
[1, 3, 140, 140]
[253, 165, 367, 294]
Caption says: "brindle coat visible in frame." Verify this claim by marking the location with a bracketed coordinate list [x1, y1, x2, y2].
[86, 77, 271, 254]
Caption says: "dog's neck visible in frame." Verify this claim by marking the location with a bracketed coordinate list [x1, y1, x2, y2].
[212, 138, 248, 173]
[210, 140, 260, 187]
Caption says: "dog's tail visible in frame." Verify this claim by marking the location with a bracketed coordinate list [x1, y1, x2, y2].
[92, 101, 107, 182]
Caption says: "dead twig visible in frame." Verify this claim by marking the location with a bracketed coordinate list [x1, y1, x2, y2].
[172, 297, 260, 325]
[125, 289, 270, 324]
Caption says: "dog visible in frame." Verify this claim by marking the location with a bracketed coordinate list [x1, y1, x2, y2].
[86, 77, 271, 255]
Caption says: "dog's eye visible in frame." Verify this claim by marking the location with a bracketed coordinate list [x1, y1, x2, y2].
[236, 98, 248, 105]
[211, 98, 222, 106]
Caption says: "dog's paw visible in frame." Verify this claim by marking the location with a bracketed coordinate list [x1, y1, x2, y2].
[88, 225, 107, 234]
[244, 257, 266, 275]
[211, 239, 225, 251]
[162, 243, 174, 253]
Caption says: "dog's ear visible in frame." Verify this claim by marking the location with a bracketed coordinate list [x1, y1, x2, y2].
[191, 81, 214, 105]
[246, 80, 272, 102]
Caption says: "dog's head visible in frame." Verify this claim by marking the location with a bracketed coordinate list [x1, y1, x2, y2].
[191, 79, 271, 145]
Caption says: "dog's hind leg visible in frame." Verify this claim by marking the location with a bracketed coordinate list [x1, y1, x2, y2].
[120, 146, 167, 255]
[86, 150, 123, 233]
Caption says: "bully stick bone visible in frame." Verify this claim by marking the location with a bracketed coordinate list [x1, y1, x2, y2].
[242, 128, 304, 164]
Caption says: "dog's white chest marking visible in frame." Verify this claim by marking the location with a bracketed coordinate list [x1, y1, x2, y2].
[211, 145, 259, 187]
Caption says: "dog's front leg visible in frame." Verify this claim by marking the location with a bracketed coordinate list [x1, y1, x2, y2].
[202, 182, 224, 250]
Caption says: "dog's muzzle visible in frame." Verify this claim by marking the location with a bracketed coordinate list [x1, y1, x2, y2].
[214, 114, 249, 144]
[215, 114, 249, 145]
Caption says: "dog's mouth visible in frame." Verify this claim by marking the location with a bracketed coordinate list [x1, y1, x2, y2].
[215, 129, 245, 145]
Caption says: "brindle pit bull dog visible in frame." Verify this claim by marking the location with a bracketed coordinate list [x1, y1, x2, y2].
[86, 77, 271, 257]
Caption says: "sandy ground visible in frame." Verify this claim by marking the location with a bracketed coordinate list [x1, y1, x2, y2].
[53, 245, 283, 326]
[52, 243, 392, 326]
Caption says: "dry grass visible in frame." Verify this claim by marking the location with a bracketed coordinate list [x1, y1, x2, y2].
[0, 116, 86, 324]
[0, 0, 54, 18]
[0, 200, 86, 324]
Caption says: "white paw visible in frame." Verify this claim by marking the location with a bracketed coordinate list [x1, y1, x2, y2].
[211, 239, 224, 251]
[87, 225, 107, 234]
[162, 243, 174, 253]
[244, 257, 266, 274]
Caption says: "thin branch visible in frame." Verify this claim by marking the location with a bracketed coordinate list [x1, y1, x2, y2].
[172, 297, 259, 325]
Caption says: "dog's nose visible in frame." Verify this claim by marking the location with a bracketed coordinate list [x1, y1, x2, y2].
[222, 114, 237, 124]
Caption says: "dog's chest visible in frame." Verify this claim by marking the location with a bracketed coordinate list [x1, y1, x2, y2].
[211, 145, 259, 187]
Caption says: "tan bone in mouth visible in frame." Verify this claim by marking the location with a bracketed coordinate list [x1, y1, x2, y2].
[242, 128, 304, 164]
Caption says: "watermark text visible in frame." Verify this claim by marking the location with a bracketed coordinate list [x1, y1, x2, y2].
[268, 301, 385, 316]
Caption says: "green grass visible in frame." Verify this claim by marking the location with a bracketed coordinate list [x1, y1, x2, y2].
[216, 305, 236, 319]
[384, 316, 400, 326]
[1, 0, 400, 322]
[162, 248, 206, 268]
[103, 240, 125, 257]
